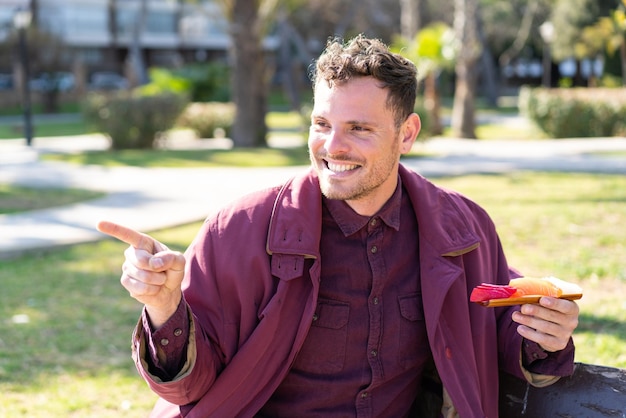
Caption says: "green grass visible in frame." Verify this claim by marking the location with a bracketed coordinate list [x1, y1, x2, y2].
[0, 172, 624, 416]
[266, 110, 307, 131]
[41, 146, 310, 167]
[441, 121, 547, 140]
[0, 184, 105, 214]
[0, 121, 92, 140]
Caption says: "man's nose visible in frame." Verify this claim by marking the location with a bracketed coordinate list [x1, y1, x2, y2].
[324, 129, 350, 154]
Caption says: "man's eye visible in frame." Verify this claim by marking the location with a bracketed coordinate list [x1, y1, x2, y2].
[352, 125, 368, 132]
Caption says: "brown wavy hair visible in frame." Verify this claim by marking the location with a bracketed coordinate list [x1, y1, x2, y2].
[310, 34, 418, 128]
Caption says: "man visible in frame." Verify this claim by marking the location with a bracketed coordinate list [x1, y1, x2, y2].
[98, 35, 579, 417]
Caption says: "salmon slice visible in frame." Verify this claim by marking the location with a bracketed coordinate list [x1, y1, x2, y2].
[509, 277, 563, 298]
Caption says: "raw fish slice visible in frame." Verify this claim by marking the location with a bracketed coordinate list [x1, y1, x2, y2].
[509, 277, 563, 298]
[470, 276, 583, 307]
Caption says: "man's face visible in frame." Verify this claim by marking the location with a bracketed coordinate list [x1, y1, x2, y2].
[308, 76, 419, 216]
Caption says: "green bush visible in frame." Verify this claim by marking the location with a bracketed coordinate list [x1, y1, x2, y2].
[83, 92, 188, 149]
[137, 67, 192, 96]
[177, 102, 236, 139]
[519, 87, 626, 138]
[174, 62, 231, 102]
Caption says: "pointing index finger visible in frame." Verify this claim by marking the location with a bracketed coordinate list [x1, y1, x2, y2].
[96, 220, 155, 252]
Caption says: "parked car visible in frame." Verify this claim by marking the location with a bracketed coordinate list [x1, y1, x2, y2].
[29, 72, 75, 92]
[89, 72, 129, 90]
[0, 73, 13, 90]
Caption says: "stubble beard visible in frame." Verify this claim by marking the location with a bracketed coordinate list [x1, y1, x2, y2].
[312, 147, 400, 203]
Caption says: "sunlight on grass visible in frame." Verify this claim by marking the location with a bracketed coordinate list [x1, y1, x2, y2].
[442, 122, 547, 140]
[0, 372, 157, 417]
[41, 146, 310, 167]
[0, 184, 105, 214]
[0, 122, 92, 140]
[266, 111, 307, 131]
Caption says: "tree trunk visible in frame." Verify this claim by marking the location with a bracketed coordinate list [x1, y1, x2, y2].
[30, 0, 38, 29]
[479, 43, 498, 107]
[452, 60, 478, 138]
[619, 40, 626, 87]
[277, 15, 302, 112]
[452, 0, 481, 139]
[127, 0, 148, 87]
[230, 0, 268, 147]
[400, 0, 422, 38]
[424, 72, 443, 135]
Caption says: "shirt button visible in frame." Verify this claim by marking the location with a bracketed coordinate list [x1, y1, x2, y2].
[361, 392, 369, 398]
[370, 350, 378, 357]
[173, 328, 183, 337]
[160, 338, 170, 346]
[370, 246, 378, 254]
[370, 218, 378, 227]
[372, 297, 379, 305]
[312, 314, 319, 322]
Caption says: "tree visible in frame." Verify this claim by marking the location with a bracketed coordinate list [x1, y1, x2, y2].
[127, 0, 150, 87]
[400, 0, 424, 38]
[214, 0, 281, 147]
[451, 0, 481, 138]
[550, 0, 619, 85]
[2, 27, 73, 113]
[580, 0, 626, 85]
[392, 22, 455, 135]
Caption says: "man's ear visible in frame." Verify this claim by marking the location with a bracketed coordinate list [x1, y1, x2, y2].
[399, 113, 421, 154]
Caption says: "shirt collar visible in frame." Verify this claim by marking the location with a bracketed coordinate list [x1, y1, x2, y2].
[323, 176, 403, 237]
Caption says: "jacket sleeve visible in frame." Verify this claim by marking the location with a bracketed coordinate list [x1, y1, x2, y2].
[137, 298, 191, 381]
[131, 219, 228, 406]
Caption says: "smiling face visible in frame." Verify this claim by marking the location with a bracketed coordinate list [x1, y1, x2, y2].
[308, 76, 420, 216]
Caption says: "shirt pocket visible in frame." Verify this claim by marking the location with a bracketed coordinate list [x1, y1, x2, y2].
[292, 298, 350, 374]
[397, 292, 429, 369]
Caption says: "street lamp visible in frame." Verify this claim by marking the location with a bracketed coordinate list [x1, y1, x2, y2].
[539, 21, 554, 88]
[14, 8, 33, 147]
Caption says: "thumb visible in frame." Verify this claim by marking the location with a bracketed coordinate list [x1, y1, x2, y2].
[150, 250, 186, 273]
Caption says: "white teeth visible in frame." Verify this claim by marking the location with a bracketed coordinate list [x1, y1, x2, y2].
[327, 162, 358, 173]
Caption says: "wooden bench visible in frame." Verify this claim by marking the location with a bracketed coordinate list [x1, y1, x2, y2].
[499, 362, 626, 417]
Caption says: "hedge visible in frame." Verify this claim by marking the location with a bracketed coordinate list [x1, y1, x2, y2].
[176, 102, 236, 139]
[519, 87, 626, 138]
[83, 92, 188, 149]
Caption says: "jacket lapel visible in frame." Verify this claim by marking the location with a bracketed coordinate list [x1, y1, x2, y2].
[399, 165, 481, 323]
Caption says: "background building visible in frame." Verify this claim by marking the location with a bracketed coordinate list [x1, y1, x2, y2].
[0, 0, 243, 94]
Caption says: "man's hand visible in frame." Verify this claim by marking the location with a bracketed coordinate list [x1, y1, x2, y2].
[97, 220, 186, 328]
[512, 297, 580, 352]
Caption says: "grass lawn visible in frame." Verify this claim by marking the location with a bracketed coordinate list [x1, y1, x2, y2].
[40, 146, 311, 168]
[0, 172, 625, 416]
[0, 184, 105, 214]
[0, 122, 93, 140]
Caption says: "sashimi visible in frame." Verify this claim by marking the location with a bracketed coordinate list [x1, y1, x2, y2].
[508, 277, 563, 298]
[470, 276, 583, 306]
[470, 283, 517, 302]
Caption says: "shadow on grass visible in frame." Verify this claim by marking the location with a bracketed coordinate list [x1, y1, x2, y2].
[577, 312, 626, 342]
